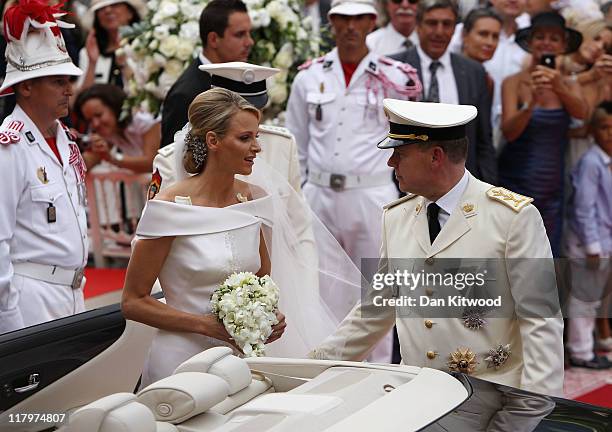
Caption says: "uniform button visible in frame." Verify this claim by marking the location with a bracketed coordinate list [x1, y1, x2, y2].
[338, 122, 343, 126]
[341, 107, 346, 111]
[424, 320, 433, 329]
[337, 138, 341, 141]
[334, 152, 339, 156]
[426, 351, 437, 360]
[425, 257, 434, 265]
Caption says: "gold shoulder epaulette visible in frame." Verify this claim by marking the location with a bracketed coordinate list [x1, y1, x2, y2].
[259, 124, 294, 140]
[383, 193, 417, 210]
[486, 186, 533, 212]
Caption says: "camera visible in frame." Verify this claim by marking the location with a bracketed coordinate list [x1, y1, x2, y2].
[540, 54, 555, 69]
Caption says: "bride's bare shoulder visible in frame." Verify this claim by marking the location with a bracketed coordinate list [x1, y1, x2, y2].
[153, 179, 192, 203]
[235, 178, 267, 200]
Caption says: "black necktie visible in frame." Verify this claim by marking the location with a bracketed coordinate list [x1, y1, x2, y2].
[427, 202, 441, 244]
[403, 38, 413, 49]
[427, 60, 441, 103]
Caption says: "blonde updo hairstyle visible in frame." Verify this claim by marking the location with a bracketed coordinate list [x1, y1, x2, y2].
[183, 88, 261, 174]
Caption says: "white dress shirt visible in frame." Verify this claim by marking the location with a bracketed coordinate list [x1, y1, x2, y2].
[424, 169, 469, 228]
[367, 24, 419, 57]
[416, 44, 459, 105]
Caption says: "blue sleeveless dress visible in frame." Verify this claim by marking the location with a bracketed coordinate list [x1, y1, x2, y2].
[498, 108, 570, 257]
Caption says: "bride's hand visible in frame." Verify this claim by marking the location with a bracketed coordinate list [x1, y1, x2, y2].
[202, 314, 242, 351]
[266, 311, 286, 344]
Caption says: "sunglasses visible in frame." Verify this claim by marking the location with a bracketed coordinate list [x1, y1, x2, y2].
[390, 0, 418, 4]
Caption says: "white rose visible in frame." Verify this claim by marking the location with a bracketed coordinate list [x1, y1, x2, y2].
[158, 0, 179, 17]
[182, 3, 203, 19]
[273, 43, 293, 69]
[159, 35, 180, 58]
[153, 24, 170, 39]
[297, 27, 308, 40]
[265, 0, 283, 21]
[165, 59, 184, 79]
[175, 39, 195, 61]
[179, 21, 200, 40]
[258, 9, 271, 27]
[157, 75, 174, 98]
[268, 83, 288, 105]
[153, 53, 167, 66]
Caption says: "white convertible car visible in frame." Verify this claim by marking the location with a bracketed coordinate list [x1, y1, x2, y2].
[0, 301, 610, 431]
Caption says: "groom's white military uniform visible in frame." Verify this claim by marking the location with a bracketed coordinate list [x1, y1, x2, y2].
[312, 100, 564, 396]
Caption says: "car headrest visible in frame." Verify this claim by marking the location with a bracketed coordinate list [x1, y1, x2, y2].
[173, 347, 252, 395]
[137, 372, 230, 424]
[65, 393, 159, 432]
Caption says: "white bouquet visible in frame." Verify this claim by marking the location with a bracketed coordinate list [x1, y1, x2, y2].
[121, 0, 322, 118]
[211, 272, 280, 357]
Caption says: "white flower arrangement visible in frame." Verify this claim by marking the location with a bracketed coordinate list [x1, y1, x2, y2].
[121, 0, 321, 117]
[210, 272, 280, 357]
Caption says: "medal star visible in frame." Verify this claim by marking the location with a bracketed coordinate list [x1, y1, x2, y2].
[448, 348, 478, 374]
[485, 344, 511, 369]
[462, 309, 487, 330]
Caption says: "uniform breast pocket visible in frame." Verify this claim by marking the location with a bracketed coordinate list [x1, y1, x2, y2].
[356, 94, 386, 124]
[30, 182, 68, 234]
[306, 92, 336, 124]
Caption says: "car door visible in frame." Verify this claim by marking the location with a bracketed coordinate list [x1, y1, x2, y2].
[0, 301, 157, 432]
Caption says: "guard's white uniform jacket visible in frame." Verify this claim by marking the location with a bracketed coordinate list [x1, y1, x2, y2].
[0, 105, 88, 333]
[285, 48, 421, 264]
[312, 173, 565, 396]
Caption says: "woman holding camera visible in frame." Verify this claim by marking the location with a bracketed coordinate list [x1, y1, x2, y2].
[498, 12, 586, 257]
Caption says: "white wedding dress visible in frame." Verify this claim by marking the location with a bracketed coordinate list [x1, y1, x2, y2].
[136, 196, 274, 386]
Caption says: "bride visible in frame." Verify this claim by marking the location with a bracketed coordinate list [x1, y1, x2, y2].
[122, 88, 360, 386]
[121, 89, 288, 385]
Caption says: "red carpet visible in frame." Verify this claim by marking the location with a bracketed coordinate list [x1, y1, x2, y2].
[83, 267, 127, 298]
[575, 385, 612, 408]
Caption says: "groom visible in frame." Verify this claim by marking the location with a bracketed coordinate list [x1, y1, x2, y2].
[311, 99, 564, 397]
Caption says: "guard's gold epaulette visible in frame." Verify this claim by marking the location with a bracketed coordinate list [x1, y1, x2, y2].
[157, 145, 174, 157]
[383, 193, 417, 210]
[486, 186, 533, 212]
[259, 124, 294, 140]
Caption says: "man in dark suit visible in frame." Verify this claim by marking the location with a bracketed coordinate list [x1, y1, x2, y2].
[160, 0, 254, 147]
[390, 0, 497, 184]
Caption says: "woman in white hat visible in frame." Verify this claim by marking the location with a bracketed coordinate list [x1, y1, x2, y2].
[77, 0, 145, 92]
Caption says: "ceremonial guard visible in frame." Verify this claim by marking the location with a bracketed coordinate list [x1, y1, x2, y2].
[312, 100, 564, 396]
[0, 0, 88, 333]
[285, 0, 422, 268]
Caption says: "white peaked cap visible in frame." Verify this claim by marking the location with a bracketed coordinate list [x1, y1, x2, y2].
[328, 0, 378, 17]
[378, 100, 478, 149]
[198, 62, 280, 109]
